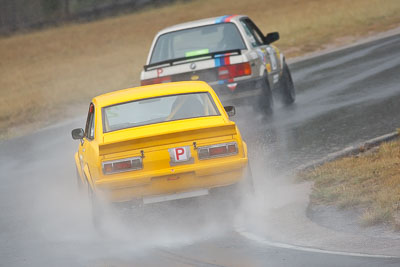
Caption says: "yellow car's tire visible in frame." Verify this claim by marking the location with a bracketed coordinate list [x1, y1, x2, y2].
[76, 167, 84, 194]
[243, 165, 255, 195]
[213, 164, 255, 207]
[234, 165, 255, 199]
[86, 180, 104, 230]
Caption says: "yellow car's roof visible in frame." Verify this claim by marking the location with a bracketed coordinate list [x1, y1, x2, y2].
[93, 81, 212, 108]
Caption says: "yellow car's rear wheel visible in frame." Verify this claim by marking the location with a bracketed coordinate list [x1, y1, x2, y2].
[75, 167, 84, 194]
[211, 164, 254, 208]
[86, 177, 104, 230]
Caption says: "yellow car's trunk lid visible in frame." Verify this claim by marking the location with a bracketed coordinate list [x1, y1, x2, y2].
[99, 117, 236, 156]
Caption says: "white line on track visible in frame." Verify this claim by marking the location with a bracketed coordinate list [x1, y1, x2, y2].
[235, 227, 397, 259]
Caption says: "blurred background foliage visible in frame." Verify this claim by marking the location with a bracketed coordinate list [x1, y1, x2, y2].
[0, 0, 179, 34]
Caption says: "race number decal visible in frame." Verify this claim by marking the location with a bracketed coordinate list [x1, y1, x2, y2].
[169, 146, 191, 162]
[266, 47, 277, 71]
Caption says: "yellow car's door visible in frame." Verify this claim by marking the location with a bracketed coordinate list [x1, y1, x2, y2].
[78, 103, 96, 188]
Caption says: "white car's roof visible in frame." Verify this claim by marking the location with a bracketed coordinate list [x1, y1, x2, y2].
[157, 15, 246, 35]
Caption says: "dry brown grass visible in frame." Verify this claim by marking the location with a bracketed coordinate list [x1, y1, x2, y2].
[1, 0, 400, 139]
[300, 139, 400, 229]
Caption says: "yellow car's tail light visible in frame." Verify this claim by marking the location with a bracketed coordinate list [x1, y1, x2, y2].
[198, 142, 238, 160]
[102, 157, 142, 175]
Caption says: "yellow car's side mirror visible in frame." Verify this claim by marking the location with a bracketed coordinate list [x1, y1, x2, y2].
[71, 128, 84, 140]
[224, 106, 236, 117]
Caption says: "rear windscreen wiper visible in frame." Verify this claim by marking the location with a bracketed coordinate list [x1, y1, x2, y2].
[144, 49, 242, 71]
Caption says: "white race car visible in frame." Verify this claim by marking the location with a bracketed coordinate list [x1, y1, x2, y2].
[141, 15, 295, 111]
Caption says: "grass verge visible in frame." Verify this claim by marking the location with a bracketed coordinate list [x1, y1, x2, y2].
[299, 138, 400, 230]
[1, 0, 400, 139]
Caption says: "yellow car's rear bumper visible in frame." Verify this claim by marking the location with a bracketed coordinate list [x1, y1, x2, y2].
[95, 157, 248, 202]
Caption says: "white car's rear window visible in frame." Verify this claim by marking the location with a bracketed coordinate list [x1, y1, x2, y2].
[102, 92, 220, 132]
[150, 23, 246, 64]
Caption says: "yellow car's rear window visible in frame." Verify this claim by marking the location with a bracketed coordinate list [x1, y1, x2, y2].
[102, 92, 220, 133]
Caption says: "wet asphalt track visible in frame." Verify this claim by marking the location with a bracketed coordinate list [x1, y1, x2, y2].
[1, 34, 400, 266]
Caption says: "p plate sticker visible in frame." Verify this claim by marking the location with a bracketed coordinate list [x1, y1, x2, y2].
[169, 146, 191, 162]
[157, 68, 163, 77]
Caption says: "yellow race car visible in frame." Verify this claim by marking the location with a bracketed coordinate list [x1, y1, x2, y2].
[71, 81, 250, 212]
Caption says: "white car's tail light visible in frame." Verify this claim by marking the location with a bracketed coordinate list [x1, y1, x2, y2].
[102, 157, 143, 175]
[218, 62, 251, 80]
[141, 75, 172, 86]
[197, 142, 238, 160]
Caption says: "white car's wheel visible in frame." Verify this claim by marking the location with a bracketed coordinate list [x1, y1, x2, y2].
[279, 62, 296, 105]
[259, 74, 274, 113]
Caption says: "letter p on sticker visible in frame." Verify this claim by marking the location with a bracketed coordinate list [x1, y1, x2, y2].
[175, 147, 186, 161]
[157, 68, 163, 77]
[169, 146, 190, 162]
